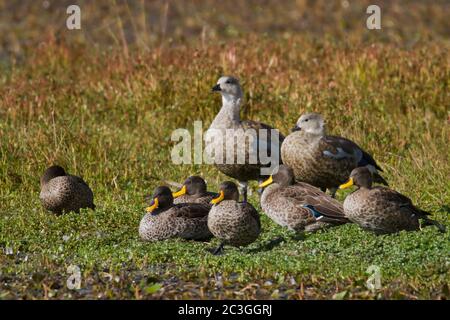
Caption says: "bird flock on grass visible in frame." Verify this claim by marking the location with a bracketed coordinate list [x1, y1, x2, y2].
[39, 76, 446, 255]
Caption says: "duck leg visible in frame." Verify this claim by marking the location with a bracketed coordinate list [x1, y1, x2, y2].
[238, 181, 248, 202]
[212, 242, 225, 255]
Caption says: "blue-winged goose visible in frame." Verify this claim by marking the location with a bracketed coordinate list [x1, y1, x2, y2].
[281, 113, 387, 197]
[208, 181, 261, 254]
[339, 167, 445, 234]
[172, 176, 218, 207]
[39, 165, 95, 214]
[207, 76, 285, 202]
[139, 186, 212, 241]
[259, 165, 348, 233]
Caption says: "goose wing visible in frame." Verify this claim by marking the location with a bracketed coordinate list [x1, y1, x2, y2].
[241, 120, 285, 161]
[322, 135, 383, 171]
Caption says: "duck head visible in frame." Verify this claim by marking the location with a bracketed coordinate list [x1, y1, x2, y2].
[212, 76, 243, 105]
[41, 165, 66, 186]
[172, 176, 207, 199]
[291, 113, 326, 135]
[259, 165, 296, 188]
[339, 167, 373, 190]
[211, 181, 240, 205]
[146, 186, 174, 214]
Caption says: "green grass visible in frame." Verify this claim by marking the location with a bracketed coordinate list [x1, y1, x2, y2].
[0, 1, 449, 299]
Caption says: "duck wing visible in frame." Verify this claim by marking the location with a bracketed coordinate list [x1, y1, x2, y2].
[371, 187, 428, 217]
[282, 183, 348, 223]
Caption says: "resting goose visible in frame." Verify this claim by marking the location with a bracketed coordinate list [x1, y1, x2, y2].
[208, 181, 261, 254]
[139, 186, 212, 241]
[339, 167, 445, 234]
[172, 176, 218, 207]
[259, 165, 348, 233]
[206, 76, 285, 202]
[39, 165, 95, 214]
[281, 112, 387, 197]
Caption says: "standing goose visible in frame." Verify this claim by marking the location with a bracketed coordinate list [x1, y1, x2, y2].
[281, 112, 387, 197]
[172, 176, 218, 206]
[339, 167, 445, 234]
[207, 76, 285, 202]
[39, 165, 95, 214]
[208, 181, 261, 254]
[139, 186, 212, 241]
[259, 165, 348, 233]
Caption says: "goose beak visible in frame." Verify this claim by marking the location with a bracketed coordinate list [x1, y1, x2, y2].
[211, 190, 225, 205]
[211, 84, 221, 92]
[259, 175, 273, 188]
[146, 198, 159, 213]
[339, 178, 354, 189]
[291, 125, 301, 132]
[172, 185, 187, 198]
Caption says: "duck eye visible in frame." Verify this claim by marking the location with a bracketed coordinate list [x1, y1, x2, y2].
[226, 80, 231, 84]
[305, 119, 309, 122]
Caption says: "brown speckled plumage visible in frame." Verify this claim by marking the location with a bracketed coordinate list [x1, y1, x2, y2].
[341, 167, 445, 234]
[139, 186, 212, 241]
[281, 113, 386, 193]
[260, 165, 348, 232]
[208, 182, 261, 248]
[39, 165, 95, 214]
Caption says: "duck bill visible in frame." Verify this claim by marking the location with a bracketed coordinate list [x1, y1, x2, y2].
[339, 178, 354, 189]
[146, 198, 159, 213]
[259, 175, 273, 188]
[172, 185, 187, 198]
[211, 84, 221, 92]
[211, 190, 225, 205]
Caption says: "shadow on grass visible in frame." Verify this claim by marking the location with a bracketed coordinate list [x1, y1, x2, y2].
[438, 205, 450, 215]
[247, 236, 287, 253]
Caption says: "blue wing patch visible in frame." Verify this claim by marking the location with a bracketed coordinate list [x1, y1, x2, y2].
[302, 204, 324, 220]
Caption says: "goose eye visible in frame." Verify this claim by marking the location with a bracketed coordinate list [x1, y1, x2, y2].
[305, 119, 309, 122]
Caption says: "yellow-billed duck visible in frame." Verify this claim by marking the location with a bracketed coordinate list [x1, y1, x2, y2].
[208, 181, 261, 254]
[139, 186, 212, 241]
[339, 167, 445, 234]
[259, 165, 348, 233]
[172, 176, 218, 206]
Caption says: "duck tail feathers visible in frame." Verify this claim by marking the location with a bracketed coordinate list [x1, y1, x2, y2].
[422, 217, 446, 233]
